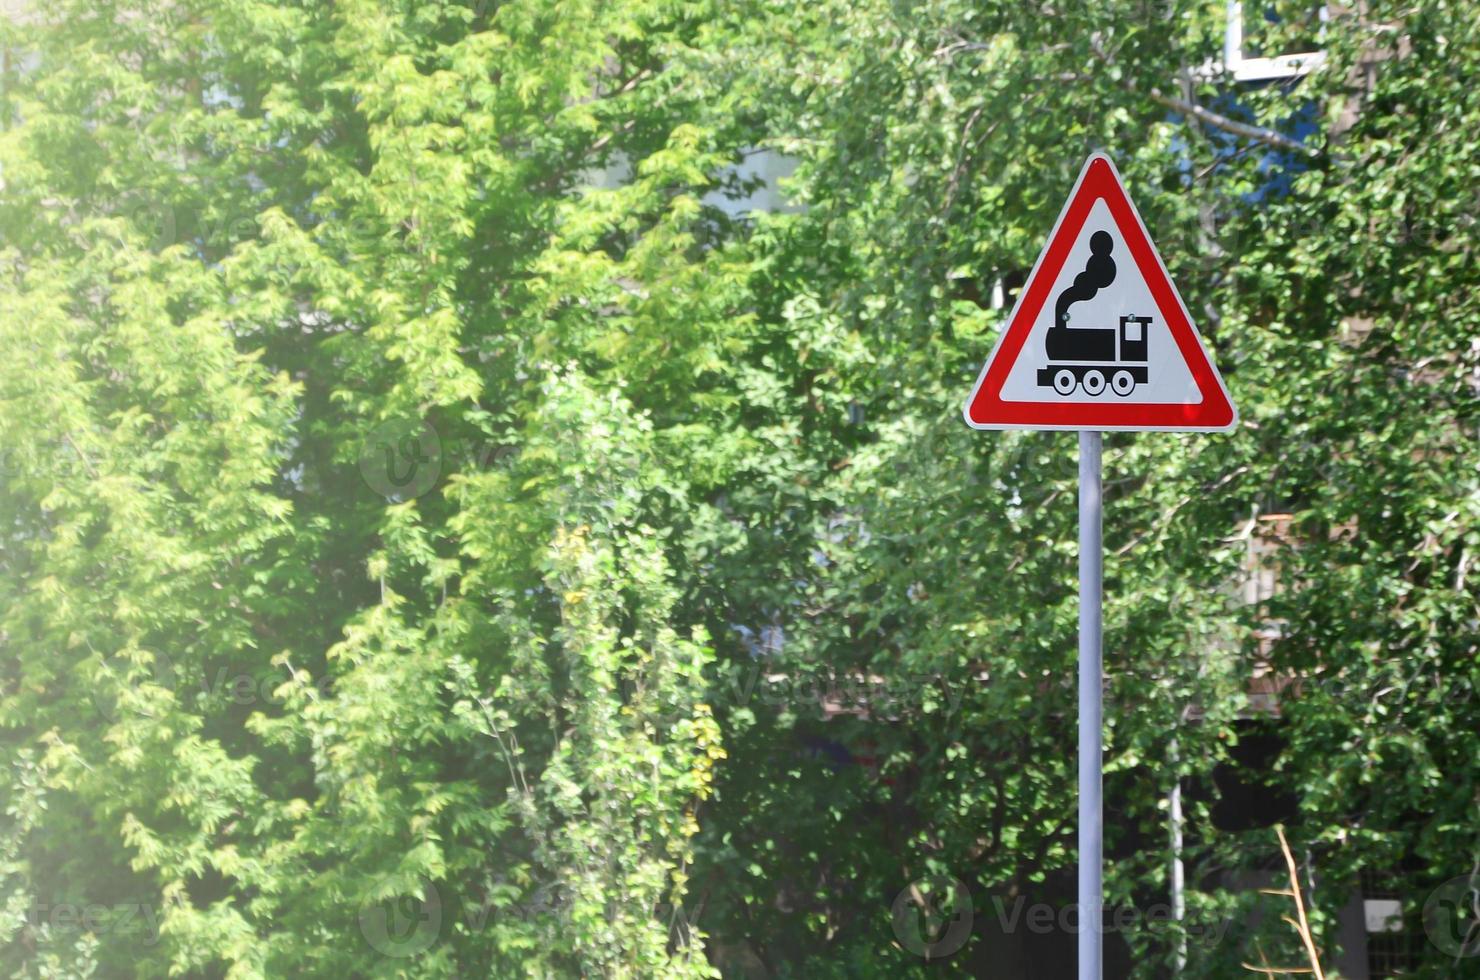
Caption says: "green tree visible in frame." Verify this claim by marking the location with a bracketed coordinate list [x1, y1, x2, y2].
[687, 0, 1478, 975]
[1, 0, 750, 975]
[2, 0, 1476, 977]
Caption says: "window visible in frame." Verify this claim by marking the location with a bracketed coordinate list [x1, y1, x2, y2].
[1242, 2, 1326, 58]
[1223, 1, 1328, 81]
[1365, 932, 1422, 978]
[1360, 868, 1424, 978]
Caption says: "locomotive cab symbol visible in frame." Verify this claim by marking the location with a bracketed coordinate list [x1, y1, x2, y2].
[1035, 230, 1149, 397]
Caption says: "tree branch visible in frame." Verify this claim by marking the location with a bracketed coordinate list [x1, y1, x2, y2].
[1089, 39, 1318, 158]
[1142, 85, 1317, 158]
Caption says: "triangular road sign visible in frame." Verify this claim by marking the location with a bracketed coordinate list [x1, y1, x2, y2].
[963, 153, 1237, 432]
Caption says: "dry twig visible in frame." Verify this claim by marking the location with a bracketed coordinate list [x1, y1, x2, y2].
[1241, 826, 1328, 978]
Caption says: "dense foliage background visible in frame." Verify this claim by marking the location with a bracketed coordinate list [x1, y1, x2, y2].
[0, 0, 1475, 976]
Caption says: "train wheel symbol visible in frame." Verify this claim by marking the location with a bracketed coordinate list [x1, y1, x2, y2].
[1111, 371, 1135, 396]
[1053, 369, 1077, 396]
[1081, 370, 1106, 396]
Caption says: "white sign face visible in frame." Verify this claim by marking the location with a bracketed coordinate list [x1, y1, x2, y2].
[963, 153, 1236, 432]
[995, 199, 1201, 406]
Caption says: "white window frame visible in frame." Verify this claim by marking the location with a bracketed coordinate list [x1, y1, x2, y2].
[1222, 0, 1328, 81]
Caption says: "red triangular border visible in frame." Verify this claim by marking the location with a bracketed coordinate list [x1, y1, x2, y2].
[962, 153, 1237, 432]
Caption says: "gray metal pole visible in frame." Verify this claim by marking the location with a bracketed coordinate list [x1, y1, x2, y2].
[1170, 738, 1186, 975]
[1078, 430, 1103, 980]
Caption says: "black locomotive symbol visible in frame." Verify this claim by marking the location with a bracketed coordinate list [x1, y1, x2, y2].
[1036, 230, 1149, 397]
